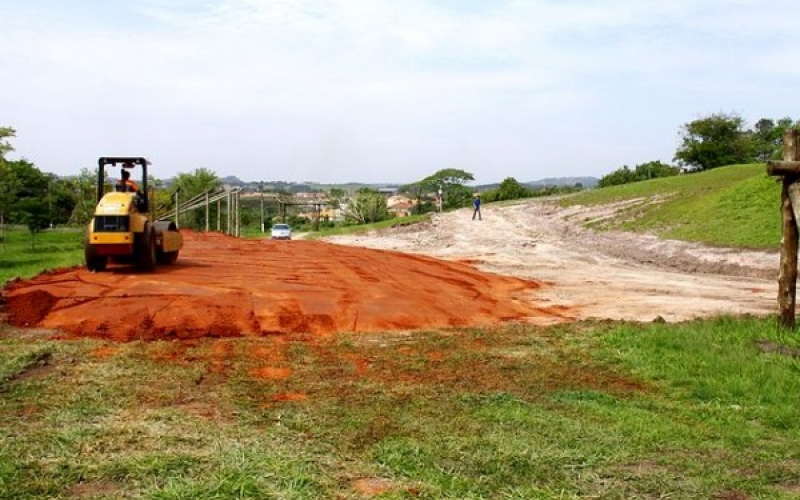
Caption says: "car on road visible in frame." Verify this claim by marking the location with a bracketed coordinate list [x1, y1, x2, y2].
[270, 223, 292, 240]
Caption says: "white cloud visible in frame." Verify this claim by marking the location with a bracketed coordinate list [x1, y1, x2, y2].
[2, 0, 798, 183]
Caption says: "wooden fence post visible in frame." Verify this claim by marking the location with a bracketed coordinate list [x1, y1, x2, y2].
[771, 130, 800, 329]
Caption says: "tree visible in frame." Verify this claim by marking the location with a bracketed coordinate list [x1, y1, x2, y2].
[598, 165, 637, 188]
[421, 168, 475, 210]
[171, 168, 222, 228]
[482, 177, 534, 202]
[751, 117, 798, 161]
[0, 126, 15, 159]
[344, 188, 388, 224]
[6, 160, 52, 227]
[634, 160, 678, 180]
[674, 113, 753, 170]
[13, 198, 49, 248]
[0, 127, 76, 231]
[47, 175, 78, 227]
[400, 181, 429, 215]
[402, 167, 476, 213]
[599, 161, 678, 188]
[0, 127, 18, 230]
[173, 168, 222, 200]
[326, 187, 347, 212]
[0, 161, 17, 229]
[68, 167, 102, 225]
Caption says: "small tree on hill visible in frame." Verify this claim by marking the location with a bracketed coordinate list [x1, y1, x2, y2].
[674, 113, 753, 171]
[599, 161, 679, 188]
[482, 177, 533, 202]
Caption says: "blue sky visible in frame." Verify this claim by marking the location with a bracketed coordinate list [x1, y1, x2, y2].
[1, 0, 797, 184]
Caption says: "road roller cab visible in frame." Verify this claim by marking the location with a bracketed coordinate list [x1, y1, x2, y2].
[84, 157, 182, 271]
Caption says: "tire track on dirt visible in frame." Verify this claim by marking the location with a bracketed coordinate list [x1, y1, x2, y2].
[2, 231, 568, 340]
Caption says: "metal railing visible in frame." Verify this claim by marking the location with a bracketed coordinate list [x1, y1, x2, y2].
[153, 188, 243, 236]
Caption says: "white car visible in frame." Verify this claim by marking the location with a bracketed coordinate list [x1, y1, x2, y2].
[270, 223, 292, 240]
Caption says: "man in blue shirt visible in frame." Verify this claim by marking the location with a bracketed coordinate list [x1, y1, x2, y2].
[472, 194, 482, 220]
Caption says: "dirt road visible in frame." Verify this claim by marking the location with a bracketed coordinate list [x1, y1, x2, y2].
[2, 230, 568, 341]
[2, 198, 780, 341]
[326, 199, 779, 322]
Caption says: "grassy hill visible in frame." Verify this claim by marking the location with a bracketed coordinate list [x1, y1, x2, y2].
[560, 164, 780, 249]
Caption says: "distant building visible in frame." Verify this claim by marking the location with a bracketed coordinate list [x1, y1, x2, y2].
[387, 194, 414, 217]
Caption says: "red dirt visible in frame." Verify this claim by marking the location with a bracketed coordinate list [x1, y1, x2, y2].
[271, 392, 308, 402]
[2, 231, 572, 341]
[249, 366, 292, 379]
[351, 477, 397, 496]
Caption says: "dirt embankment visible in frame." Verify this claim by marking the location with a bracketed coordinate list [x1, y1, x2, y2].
[2, 199, 780, 341]
[2, 231, 570, 341]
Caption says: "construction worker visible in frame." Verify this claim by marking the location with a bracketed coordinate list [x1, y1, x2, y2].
[117, 168, 139, 193]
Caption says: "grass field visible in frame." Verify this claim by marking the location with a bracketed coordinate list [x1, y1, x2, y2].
[2, 166, 798, 498]
[1, 317, 799, 499]
[0, 227, 84, 284]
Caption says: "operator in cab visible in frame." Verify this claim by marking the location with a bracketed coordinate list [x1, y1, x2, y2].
[117, 168, 139, 193]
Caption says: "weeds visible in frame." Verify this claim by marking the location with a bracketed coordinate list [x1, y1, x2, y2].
[1, 318, 798, 498]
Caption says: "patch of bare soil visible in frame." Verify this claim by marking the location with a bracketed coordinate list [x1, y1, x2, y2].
[326, 199, 779, 322]
[1, 198, 780, 341]
[1, 230, 567, 341]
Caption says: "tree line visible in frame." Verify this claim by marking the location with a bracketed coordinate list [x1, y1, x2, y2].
[0, 128, 228, 237]
[599, 113, 800, 188]
[0, 127, 84, 234]
[3, 112, 798, 234]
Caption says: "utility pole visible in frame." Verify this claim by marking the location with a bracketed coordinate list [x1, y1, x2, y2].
[260, 182, 265, 233]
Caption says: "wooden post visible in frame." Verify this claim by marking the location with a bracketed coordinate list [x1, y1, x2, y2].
[778, 180, 798, 328]
[774, 130, 800, 329]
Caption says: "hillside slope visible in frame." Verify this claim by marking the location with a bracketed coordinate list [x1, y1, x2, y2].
[560, 164, 779, 249]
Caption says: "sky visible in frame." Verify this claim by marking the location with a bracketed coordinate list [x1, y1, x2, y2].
[1, 0, 798, 185]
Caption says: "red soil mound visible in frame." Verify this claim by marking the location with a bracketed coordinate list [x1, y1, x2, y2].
[2, 232, 573, 341]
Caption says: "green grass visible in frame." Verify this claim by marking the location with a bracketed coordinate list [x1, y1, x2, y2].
[600, 317, 800, 428]
[304, 214, 430, 239]
[561, 164, 781, 248]
[1, 318, 798, 499]
[0, 227, 84, 285]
